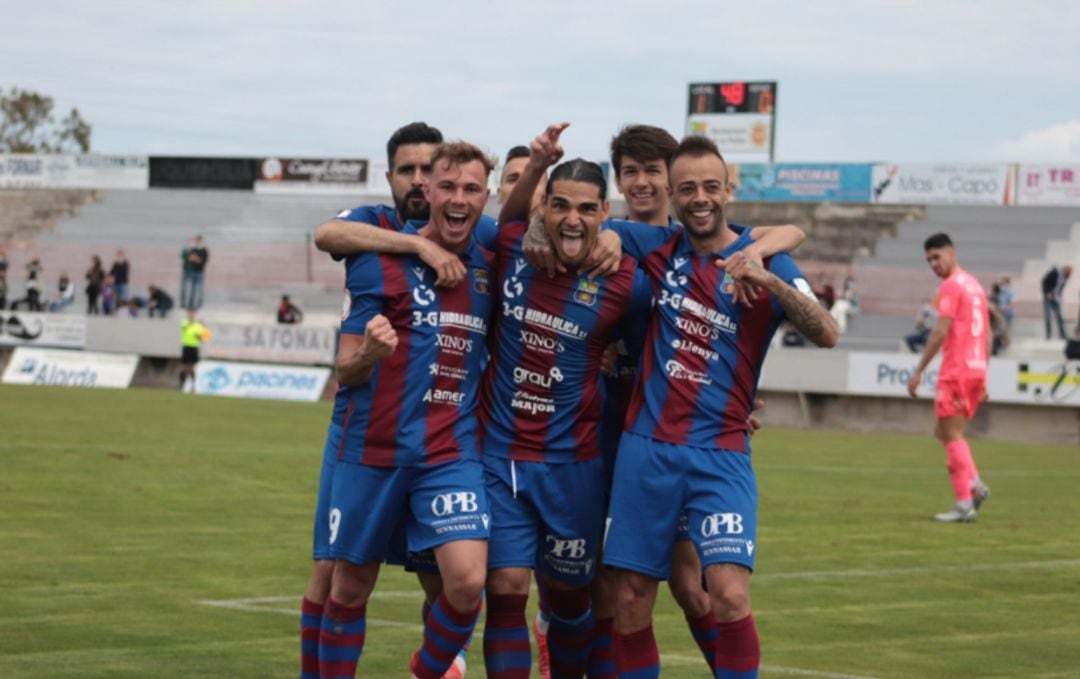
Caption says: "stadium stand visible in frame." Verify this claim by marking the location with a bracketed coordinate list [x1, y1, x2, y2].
[846, 206, 1080, 356]
[3, 190, 1078, 354]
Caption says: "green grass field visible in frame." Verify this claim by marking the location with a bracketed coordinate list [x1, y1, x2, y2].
[2, 384, 1079, 678]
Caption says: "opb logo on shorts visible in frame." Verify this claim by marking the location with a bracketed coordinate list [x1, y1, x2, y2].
[431, 492, 478, 517]
[546, 536, 587, 559]
[701, 513, 744, 537]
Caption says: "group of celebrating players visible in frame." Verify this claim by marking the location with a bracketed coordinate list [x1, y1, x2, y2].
[297, 119, 839, 679]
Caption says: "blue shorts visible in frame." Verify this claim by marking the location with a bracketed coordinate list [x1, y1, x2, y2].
[327, 458, 490, 566]
[311, 423, 341, 561]
[484, 455, 606, 587]
[603, 432, 758, 579]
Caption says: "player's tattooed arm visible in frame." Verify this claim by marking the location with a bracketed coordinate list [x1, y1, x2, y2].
[336, 315, 399, 386]
[726, 252, 838, 348]
[314, 219, 465, 287]
[907, 316, 952, 397]
[717, 225, 805, 306]
[498, 122, 568, 226]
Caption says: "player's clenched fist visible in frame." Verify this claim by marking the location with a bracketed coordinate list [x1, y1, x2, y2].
[362, 314, 398, 362]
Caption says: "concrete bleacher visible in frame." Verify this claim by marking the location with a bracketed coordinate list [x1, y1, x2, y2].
[1, 188, 374, 316]
[845, 205, 1080, 358]
[2, 190, 1078, 360]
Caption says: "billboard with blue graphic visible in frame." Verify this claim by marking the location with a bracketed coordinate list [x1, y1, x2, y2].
[195, 360, 331, 401]
[732, 163, 873, 203]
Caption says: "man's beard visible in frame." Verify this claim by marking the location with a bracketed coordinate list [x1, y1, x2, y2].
[395, 187, 430, 222]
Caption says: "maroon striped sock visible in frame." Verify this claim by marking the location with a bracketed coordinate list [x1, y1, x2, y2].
[299, 597, 323, 679]
[714, 614, 760, 677]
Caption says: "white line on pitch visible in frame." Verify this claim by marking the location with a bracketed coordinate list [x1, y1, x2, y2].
[194, 600, 877, 679]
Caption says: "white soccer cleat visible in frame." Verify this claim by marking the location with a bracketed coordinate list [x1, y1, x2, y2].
[934, 505, 977, 523]
[972, 484, 991, 511]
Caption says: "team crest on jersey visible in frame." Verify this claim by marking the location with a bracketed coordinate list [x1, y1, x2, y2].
[721, 272, 737, 295]
[473, 268, 490, 294]
[574, 278, 600, 306]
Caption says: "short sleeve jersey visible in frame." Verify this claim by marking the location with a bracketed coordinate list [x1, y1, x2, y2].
[936, 267, 989, 381]
[333, 226, 495, 468]
[478, 221, 652, 463]
[608, 220, 812, 453]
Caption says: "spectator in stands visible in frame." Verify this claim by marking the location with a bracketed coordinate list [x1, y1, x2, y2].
[85, 255, 105, 315]
[814, 274, 836, 310]
[147, 285, 174, 318]
[47, 274, 76, 312]
[996, 276, 1016, 331]
[180, 235, 209, 311]
[13, 258, 44, 311]
[277, 294, 303, 324]
[989, 283, 1009, 356]
[101, 275, 117, 315]
[110, 249, 130, 304]
[905, 297, 937, 353]
[1041, 264, 1072, 339]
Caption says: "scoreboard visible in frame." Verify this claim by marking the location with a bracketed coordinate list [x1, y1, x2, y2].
[686, 81, 777, 161]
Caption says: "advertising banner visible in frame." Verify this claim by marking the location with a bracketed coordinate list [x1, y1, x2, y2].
[0, 155, 46, 188]
[871, 164, 1010, 205]
[846, 352, 940, 399]
[1013, 164, 1080, 206]
[847, 352, 1080, 408]
[202, 322, 336, 365]
[0, 155, 149, 189]
[685, 114, 773, 157]
[195, 360, 331, 401]
[733, 163, 873, 202]
[44, 155, 149, 189]
[987, 358, 1080, 407]
[2, 347, 138, 388]
[149, 157, 257, 189]
[255, 157, 369, 194]
[0, 311, 87, 349]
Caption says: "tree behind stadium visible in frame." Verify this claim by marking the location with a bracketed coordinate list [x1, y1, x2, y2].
[0, 87, 91, 153]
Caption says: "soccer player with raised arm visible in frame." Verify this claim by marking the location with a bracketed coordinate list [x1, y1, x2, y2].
[478, 132, 655, 678]
[599, 136, 838, 679]
[906, 233, 992, 523]
[313, 142, 495, 679]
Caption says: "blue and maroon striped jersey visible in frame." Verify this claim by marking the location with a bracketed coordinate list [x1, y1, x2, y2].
[608, 220, 811, 453]
[335, 203, 405, 231]
[333, 203, 499, 249]
[332, 228, 495, 467]
[478, 222, 652, 463]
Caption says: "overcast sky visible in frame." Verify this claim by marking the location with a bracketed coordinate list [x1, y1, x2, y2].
[4, 0, 1079, 165]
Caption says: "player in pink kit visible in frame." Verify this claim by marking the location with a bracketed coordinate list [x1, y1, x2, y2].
[907, 233, 992, 522]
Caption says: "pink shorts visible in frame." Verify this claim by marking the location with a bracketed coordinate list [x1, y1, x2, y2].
[935, 376, 985, 420]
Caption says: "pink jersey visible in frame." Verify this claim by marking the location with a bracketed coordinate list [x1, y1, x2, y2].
[937, 267, 989, 380]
